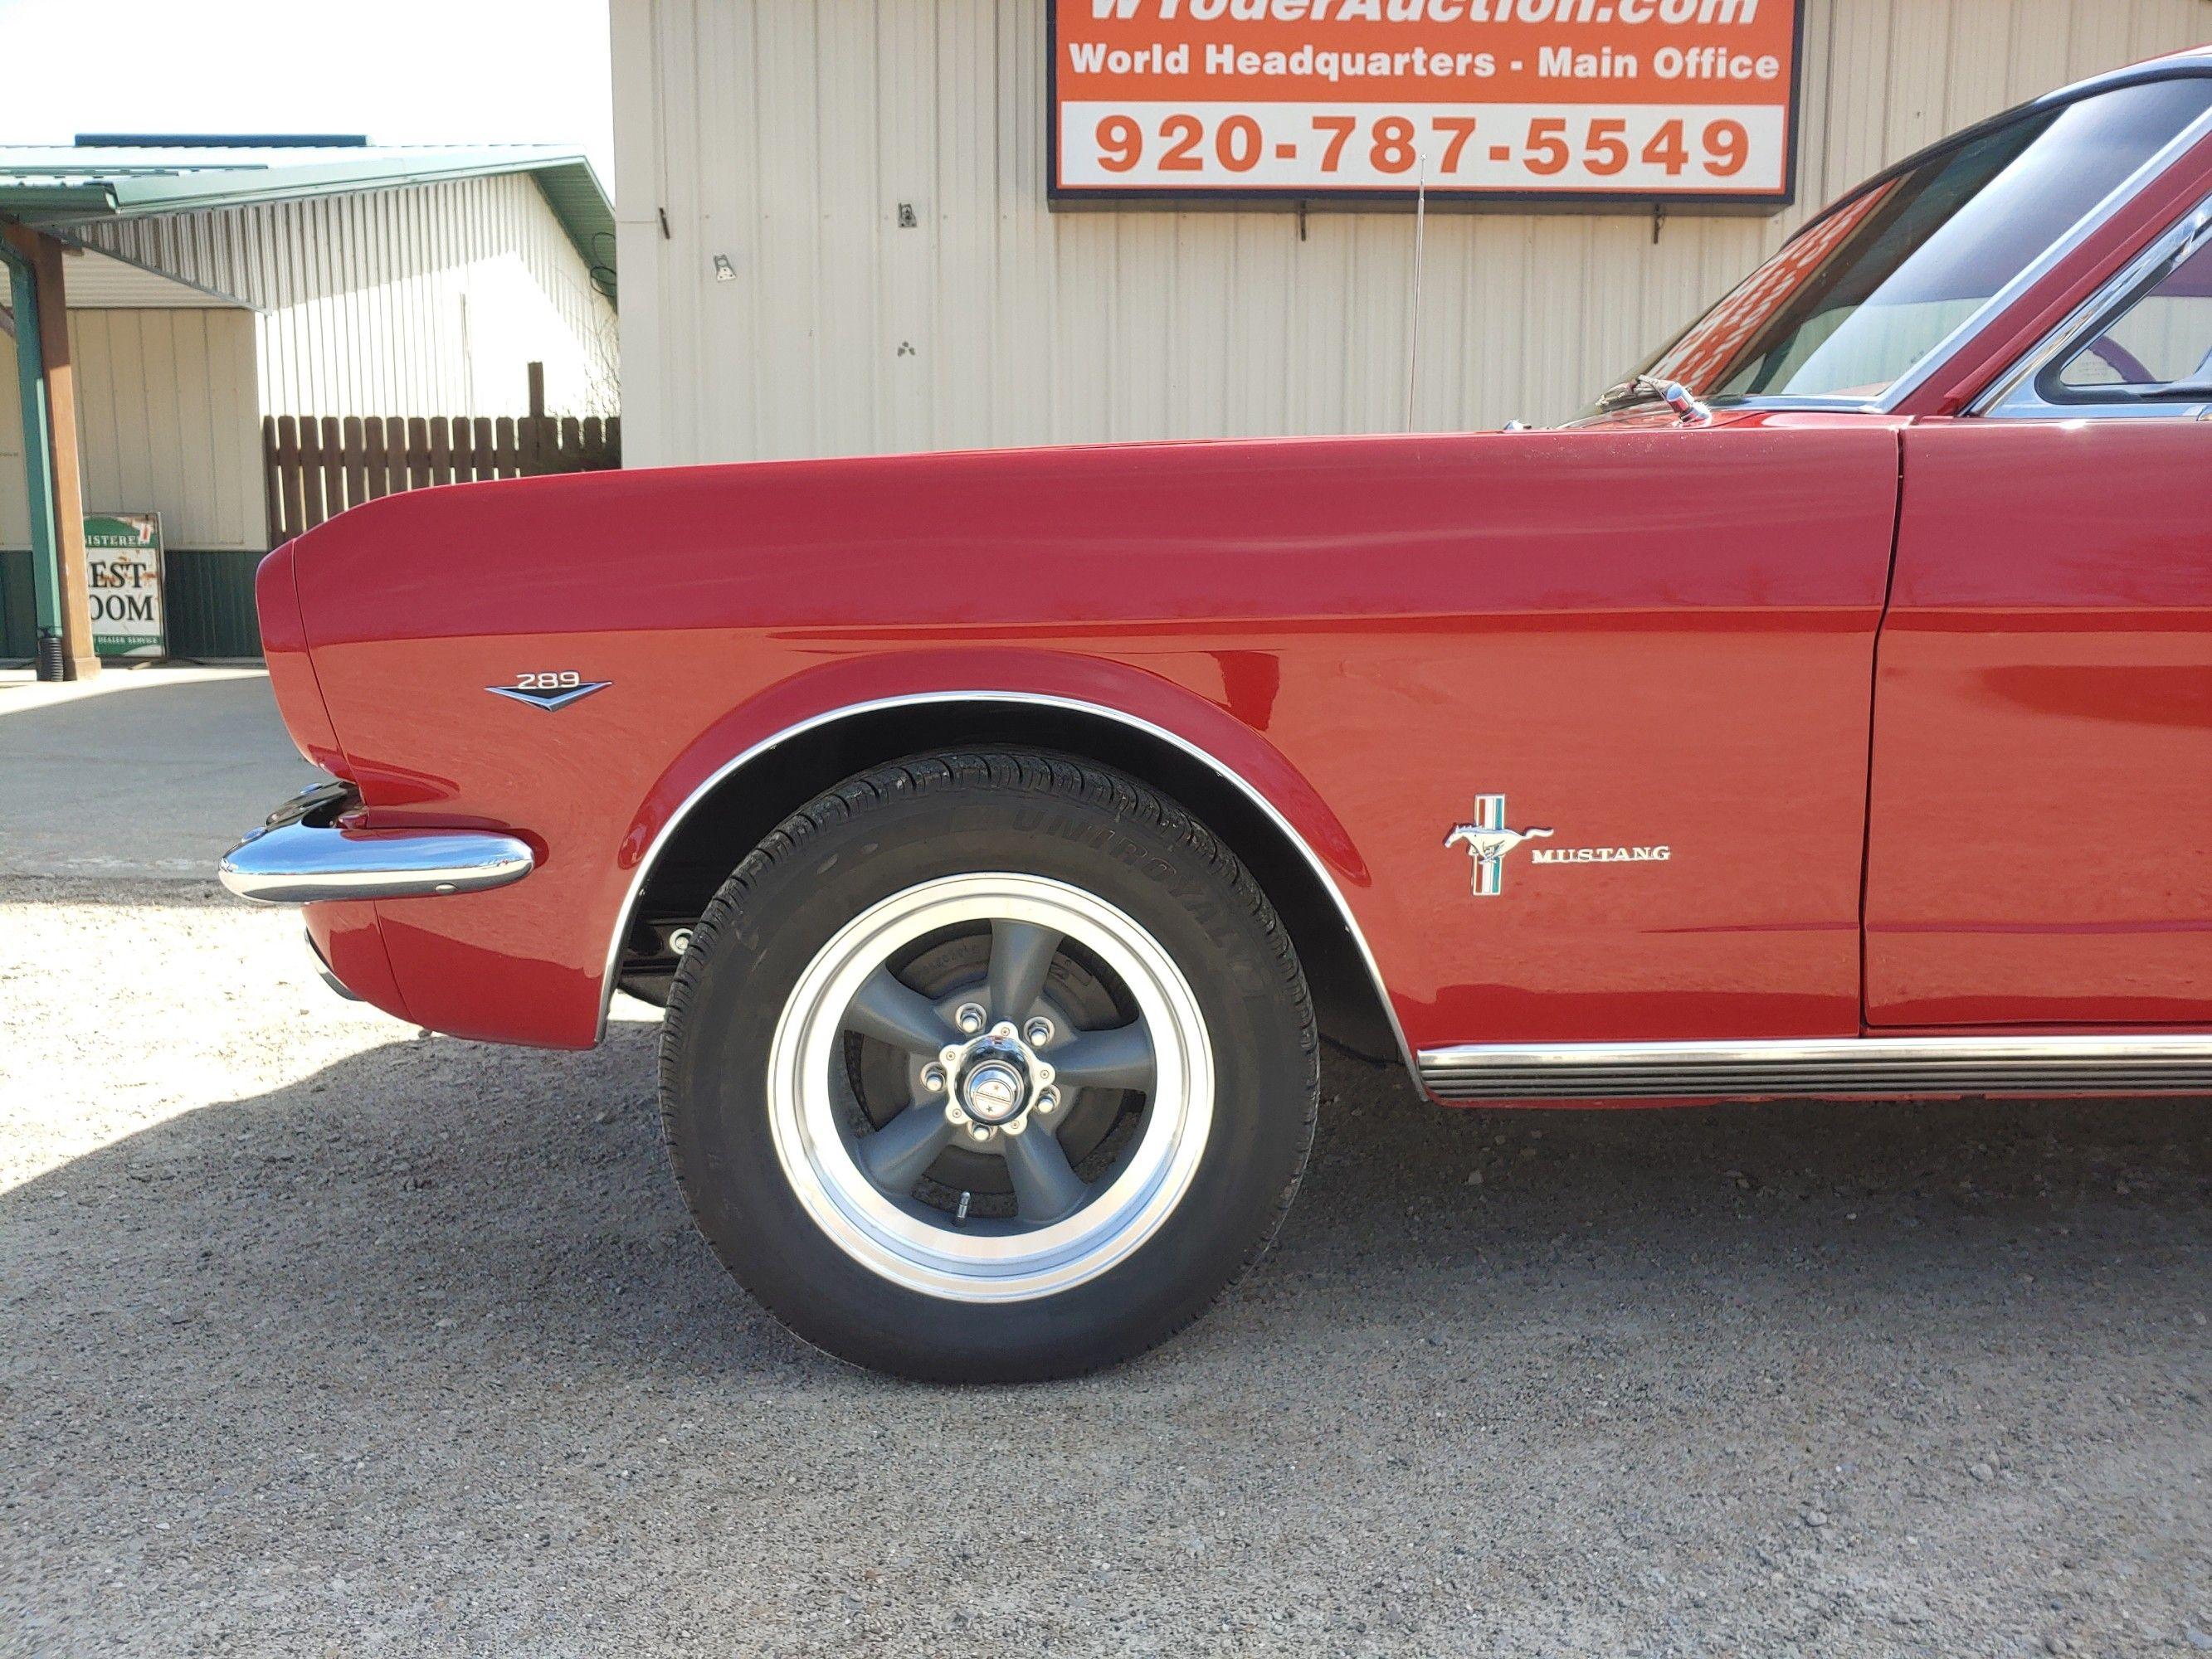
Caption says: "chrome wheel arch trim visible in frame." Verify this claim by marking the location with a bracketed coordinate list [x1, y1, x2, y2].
[594, 688, 1417, 1077]
[1420, 1034, 2212, 1102]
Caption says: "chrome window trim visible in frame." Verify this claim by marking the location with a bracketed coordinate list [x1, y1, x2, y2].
[1586, 66, 2212, 421]
[1420, 1035, 2212, 1102]
[1585, 98, 2212, 421]
[1971, 188, 2212, 420]
[594, 691, 1418, 1078]
[1871, 100, 2212, 415]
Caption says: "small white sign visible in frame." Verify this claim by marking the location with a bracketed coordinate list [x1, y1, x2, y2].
[85, 512, 165, 659]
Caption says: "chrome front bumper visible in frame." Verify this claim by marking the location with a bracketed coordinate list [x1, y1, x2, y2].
[219, 781, 535, 905]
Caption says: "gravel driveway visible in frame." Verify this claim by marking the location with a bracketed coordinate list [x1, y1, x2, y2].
[5, 868, 2210, 1657]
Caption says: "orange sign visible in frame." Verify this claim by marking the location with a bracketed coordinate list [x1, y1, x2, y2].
[1050, 0, 1802, 203]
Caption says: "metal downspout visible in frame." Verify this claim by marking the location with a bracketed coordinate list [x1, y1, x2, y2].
[0, 239, 64, 678]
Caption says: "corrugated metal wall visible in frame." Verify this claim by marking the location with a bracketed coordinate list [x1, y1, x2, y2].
[613, 0, 2212, 466]
[78, 174, 620, 419]
[0, 307, 263, 551]
[62, 251, 240, 309]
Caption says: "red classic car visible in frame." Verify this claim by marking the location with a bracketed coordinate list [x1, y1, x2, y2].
[224, 54, 2212, 1380]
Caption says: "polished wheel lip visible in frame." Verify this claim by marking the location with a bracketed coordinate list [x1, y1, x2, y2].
[1418, 1034, 2212, 1100]
[766, 873, 1215, 1303]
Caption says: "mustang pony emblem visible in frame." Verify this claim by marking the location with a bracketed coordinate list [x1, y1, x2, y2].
[1445, 795, 1552, 898]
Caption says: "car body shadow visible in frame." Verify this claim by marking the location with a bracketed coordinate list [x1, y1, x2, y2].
[7, 1034, 2206, 1389]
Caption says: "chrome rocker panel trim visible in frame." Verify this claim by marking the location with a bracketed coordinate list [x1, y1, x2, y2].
[221, 818, 535, 904]
[596, 690, 1416, 1075]
[1418, 1035, 2212, 1102]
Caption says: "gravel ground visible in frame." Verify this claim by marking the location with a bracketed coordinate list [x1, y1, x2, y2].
[4, 875, 2210, 1657]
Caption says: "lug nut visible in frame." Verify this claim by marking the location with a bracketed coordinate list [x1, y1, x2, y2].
[1035, 1090, 1059, 1116]
[956, 1003, 986, 1035]
[922, 1063, 948, 1092]
[1025, 1017, 1054, 1046]
[968, 1126, 992, 1142]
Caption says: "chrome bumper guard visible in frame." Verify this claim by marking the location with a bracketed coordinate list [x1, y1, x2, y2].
[303, 926, 363, 1000]
[219, 781, 535, 905]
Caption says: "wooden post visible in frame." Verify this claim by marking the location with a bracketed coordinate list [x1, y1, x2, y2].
[261, 416, 285, 545]
[28, 231, 95, 678]
[319, 416, 344, 522]
[406, 417, 431, 491]
[342, 415, 367, 508]
[4, 225, 97, 679]
[275, 416, 304, 539]
[297, 416, 325, 530]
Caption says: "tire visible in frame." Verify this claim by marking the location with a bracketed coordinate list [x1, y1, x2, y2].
[659, 750, 1318, 1381]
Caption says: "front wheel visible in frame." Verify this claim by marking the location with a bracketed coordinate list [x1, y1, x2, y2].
[659, 751, 1318, 1380]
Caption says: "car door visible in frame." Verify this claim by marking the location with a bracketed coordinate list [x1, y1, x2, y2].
[1864, 209, 2212, 1026]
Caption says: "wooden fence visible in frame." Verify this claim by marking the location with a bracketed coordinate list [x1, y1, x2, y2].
[262, 413, 621, 542]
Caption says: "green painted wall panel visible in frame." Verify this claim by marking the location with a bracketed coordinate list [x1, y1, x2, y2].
[0, 547, 263, 663]
[166, 549, 266, 659]
[0, 550, 32, 662]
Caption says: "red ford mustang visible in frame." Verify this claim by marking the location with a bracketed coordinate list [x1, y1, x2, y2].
[224, 56, 2212, 1379]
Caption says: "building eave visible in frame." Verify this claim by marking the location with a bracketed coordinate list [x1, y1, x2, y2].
[0, 147, 614, 304]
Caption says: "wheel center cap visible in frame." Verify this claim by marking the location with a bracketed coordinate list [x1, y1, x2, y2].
[959, 1058, 1028, 1125]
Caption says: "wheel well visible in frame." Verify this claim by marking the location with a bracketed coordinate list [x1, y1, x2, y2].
[613, 700, 1402, 1064]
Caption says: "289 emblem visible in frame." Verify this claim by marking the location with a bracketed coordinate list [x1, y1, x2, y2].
[486, 673, 612, 711]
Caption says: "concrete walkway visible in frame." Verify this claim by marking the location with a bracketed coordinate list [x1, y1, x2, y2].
[0, 665, 325, 880]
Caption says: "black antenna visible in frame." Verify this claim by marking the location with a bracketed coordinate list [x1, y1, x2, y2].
[1405, 161, 1429, 432]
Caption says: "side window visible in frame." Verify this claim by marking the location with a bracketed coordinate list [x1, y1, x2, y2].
[2045, 231, 2212, 401]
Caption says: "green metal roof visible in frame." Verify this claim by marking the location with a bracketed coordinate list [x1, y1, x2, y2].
[0, 144, 614, 301]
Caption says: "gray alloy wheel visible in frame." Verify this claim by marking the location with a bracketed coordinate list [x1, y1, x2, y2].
[766, 872, 1215, 1301]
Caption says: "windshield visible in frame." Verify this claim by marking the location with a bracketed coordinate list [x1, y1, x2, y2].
[1591, 74, 2212, 414]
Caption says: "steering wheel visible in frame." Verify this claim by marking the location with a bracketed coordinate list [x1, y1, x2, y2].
[2083, 333, 2156, 385]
